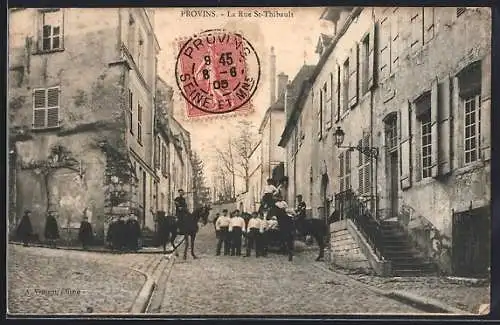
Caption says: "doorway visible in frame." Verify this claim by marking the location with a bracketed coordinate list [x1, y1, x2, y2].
[389, 151, 399, 219]
[452, 206, 490, 277]
[320, 174, 329, 220]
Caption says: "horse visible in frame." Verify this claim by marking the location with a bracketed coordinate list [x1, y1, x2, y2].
[269, 204, 339, 262]
[157, 206, 210, 259]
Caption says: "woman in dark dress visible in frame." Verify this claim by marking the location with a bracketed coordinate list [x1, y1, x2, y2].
[44, 211, 60, 247]
[17, 209, 33, 246]
[78, 216, 93, 250]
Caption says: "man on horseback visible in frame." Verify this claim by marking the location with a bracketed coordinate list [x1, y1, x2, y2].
[260, 178, 279, 214]
[295, 195, 307, 240]
[174, 189, 188, 234]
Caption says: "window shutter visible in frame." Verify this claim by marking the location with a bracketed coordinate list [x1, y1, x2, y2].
[339, 152, 344, 191]
[480, 55, 491, 161]
[430, 78, 439, 177]
[452, 76, 460, 167]
[399, 100, 412, 190]
[368, 21, 377, 90]
[33, 89, 46, 128]
[317, 90, 322, 139]
[438, 77, 452, 175]
[335, 63, 341, 122]
[349, 43, 359, 108]
[326, 74, 333, 129]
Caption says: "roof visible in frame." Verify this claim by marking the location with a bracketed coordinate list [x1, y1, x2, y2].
[259, 65, 315, 133]
[278, 7, 362, 147]
[315, 33, 334, 54]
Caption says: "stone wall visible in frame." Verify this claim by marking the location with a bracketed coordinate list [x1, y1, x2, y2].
[330, 220, 371, 272]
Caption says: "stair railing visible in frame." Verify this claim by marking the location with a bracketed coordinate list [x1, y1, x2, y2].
[335, 189, 384, 260]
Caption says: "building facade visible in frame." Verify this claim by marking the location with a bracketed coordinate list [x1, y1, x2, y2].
[154, 76, 195, 220]
[8, 8, 162, 240]
[280, 7, 491, 275]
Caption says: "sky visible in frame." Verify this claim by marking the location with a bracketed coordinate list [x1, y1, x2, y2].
[154, 7, 333, 191]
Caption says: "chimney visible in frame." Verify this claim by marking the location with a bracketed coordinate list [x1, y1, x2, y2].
[270, 47, 276, 105]
[277, 72, 289, 99]
[284, 81, 294, 119]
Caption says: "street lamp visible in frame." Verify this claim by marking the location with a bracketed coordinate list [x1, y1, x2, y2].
[334, 126, 379, 159]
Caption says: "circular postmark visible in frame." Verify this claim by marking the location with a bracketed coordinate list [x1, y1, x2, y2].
[175, 29, 261, 115]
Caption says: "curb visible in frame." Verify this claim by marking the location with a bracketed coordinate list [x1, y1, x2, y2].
[313, 262, 474, 315]
[387, 290, 475, 315]
[133, 254, 177, 314]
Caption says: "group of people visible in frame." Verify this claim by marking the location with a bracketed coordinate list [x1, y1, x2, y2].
[214, 209, 271, 258]
[106, 214, 142, 252]
[15, 208, 143, 252]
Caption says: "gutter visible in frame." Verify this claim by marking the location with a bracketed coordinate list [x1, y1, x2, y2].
[278, 7, 363, 146]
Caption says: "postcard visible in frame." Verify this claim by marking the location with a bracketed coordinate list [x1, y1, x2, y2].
[7, 6, 491, 317]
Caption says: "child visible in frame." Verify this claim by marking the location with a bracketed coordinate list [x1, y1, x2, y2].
[245, 212, 262, 257]
[261, 178, 279, 211]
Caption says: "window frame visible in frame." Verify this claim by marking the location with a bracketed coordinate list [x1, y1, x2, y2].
[32, 86, 60, 129]
[420, 110, 432, 179]
[361, 33, 370, 95]
[38, 9, 64, 53]
[463, 94, 481, 165]
[137, 103, 143, 145]
[342, 58, 350, 114]
[129, 90, 134, 135]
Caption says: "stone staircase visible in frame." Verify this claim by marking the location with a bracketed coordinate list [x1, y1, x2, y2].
[379, 220, 437, 276]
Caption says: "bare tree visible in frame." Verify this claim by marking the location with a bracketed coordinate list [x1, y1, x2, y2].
[214, 120, 258, 194]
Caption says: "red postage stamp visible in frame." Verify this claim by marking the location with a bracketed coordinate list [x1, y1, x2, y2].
[175, 29, 261, 118]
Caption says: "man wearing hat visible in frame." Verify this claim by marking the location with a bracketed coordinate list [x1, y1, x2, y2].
[215, 209, 230, 256]
[126, 213, 141, 252]
[174, 189, 188, 234]
[44, 210, 60, 248]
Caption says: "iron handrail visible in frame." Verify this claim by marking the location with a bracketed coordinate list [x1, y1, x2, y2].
[335, 189, 384, 260]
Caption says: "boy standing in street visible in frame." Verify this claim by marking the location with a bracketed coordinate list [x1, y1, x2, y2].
[245, 212, 262, 257]
[229, 209, 245, 256]
[215, 209, 231, 256]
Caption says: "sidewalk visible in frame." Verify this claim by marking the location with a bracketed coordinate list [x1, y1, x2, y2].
[8, 240, 178, 254]
[333, 267, 490, 314]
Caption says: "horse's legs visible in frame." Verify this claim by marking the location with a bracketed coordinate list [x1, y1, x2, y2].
[190, 232, 197, 259]
[183, 234, 189, 260]
[314, 233, 325, 261]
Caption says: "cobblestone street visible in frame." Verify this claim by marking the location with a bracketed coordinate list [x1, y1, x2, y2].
[8, 245, 162, 314]
[149, 225, 423, 315]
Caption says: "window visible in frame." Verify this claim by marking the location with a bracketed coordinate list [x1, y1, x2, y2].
[361, 34, 370, 94]
[161, 144, 167, 176]
[358, 133, 371, 196]
[155, 136, 161, 168]
[384, 114, 398, 151]
[137, 104, 143, 144]
[325, 79, 332, 130]
[339, 151, 351, 191]
[457, 7, 466, 17]
[410, 9, 423, 50]
[464, 95, 481, 164]
[33, 87, 60, 129]
[423, 8, 435, 43]
[129, 90, 134, 134]
[318, 89, 323, 140]
[415, 93, 432, 179]
[342, 59, 349, 113]
[458, 61, 482, 165]
[40, 9, 63, 52]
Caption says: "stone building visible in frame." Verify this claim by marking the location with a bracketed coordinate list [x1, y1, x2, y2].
[8, 8, 160, 241]
[153, 76, 194, 226]
[280, 7, 491, 276]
